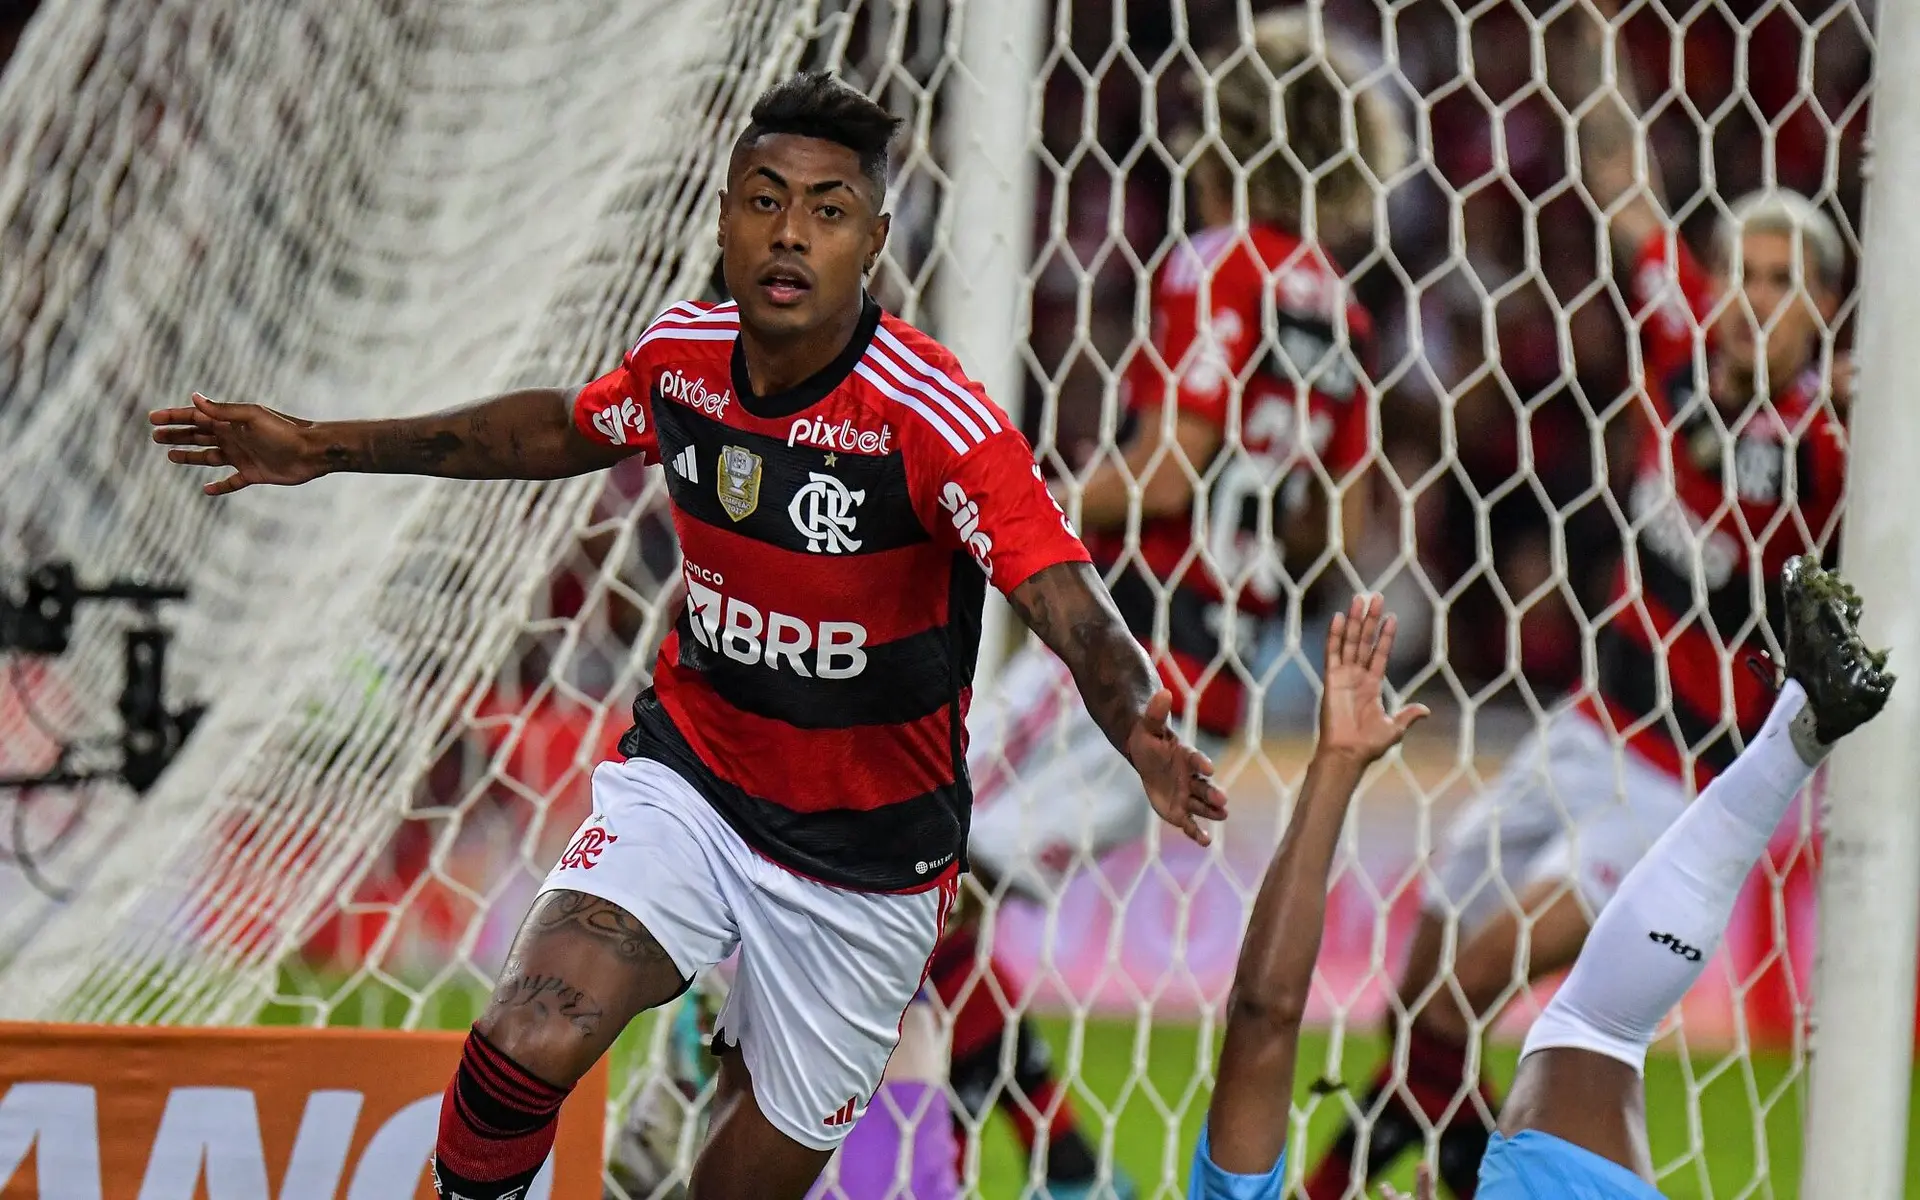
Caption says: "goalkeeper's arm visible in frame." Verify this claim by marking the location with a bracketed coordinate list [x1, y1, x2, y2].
[150, 388, 634, 496]
[1559, 0, 1668, 260]
[1200, 593, 1427, 1178]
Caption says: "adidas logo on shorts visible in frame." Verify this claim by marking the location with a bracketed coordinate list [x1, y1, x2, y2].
[822, 1095, 859, 1127]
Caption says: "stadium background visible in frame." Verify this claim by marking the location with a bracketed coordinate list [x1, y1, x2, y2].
[0, 0, 1912, 1196]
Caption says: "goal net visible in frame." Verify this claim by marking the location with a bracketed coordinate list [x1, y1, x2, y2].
[0, 0, 1881, 1197]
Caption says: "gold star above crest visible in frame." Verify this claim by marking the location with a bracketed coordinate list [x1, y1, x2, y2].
[823, 452, 838, 467]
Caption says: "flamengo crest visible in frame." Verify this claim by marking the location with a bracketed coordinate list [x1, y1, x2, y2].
[717, 445, 762, 521]
[790, 472, 865, 554]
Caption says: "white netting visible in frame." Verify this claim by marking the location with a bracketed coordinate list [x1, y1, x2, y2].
[0, 0, 1881, 1197]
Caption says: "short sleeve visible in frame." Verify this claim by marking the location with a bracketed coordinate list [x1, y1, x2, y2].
[1632, 230, 1715, 383]
[1187, 1122, 1286, 1200]
[1128, 254, 1261, 431]
[572, 341, 659, 462]
[914, 427, 1090, 595]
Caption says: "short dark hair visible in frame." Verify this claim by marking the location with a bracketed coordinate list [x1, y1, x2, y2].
[734, 72, 903, 204]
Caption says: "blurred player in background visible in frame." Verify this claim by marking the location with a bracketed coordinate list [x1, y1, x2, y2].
[152, 72, 1227, 1200]
[1191, 592, 1428, 1198]
[1306, 9, 1852, 1196]
[929, 15, 1406, 1193]
[1237, 562, 1891, 1200]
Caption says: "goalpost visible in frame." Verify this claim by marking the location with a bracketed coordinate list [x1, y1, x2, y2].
[0, 0, 1905, 1196]
[1805, 0, 1920, 1190]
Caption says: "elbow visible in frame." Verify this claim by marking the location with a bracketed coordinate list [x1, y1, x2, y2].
[1225, 979, 1309, 1039]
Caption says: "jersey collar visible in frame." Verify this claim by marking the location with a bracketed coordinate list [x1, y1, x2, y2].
[730, 294, 882, 421]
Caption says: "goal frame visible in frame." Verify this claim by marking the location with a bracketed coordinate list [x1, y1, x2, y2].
[1804, 0, 1920, 1189]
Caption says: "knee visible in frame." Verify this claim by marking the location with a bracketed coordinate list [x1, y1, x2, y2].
[475, 994, 595, 1088]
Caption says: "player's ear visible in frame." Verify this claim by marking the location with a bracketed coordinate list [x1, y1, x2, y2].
[716, 189, 728, 252]
[865, 212, 891, 277]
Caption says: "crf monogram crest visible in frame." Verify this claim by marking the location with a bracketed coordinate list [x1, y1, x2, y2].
[789, 471, 865, 554]
[560, 824, 617, 870]
[717, 445, 762, 521]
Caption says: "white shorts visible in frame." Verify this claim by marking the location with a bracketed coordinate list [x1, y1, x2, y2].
[1424, 707, 1691, 931]
[967, 641, 1230, 900]
[539, 758, 956, 1151]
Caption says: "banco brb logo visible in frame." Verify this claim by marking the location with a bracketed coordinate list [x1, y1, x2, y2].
[788, 472, 865, 554]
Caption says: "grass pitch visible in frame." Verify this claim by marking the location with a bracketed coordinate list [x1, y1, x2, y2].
[262, 970, 1912, 1197]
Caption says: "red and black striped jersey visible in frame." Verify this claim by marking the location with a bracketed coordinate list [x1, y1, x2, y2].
[1090, 223, 1372, 737]
[573, 296, 1090, 892]
[1577, 232, 1848, 788]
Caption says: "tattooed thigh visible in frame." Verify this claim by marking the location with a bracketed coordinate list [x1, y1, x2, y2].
[477, 891, 688, 1081]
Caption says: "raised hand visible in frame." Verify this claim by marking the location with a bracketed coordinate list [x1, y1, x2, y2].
[1126, 687, 1230, 845]
[1319, 592, 1429, 765]
[150, 392, 324, 496]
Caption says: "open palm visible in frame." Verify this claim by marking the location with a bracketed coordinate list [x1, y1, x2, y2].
[149, 392, 323, 496]
[1319, 593, 1428, 764]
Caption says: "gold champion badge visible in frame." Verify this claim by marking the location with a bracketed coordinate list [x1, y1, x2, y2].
[717, 445, 762, 521]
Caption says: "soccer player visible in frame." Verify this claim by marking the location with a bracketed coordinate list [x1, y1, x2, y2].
[149, 72, 1226, 1200]
[931, 14, 1405, 1189]
[1383, 557, 1889, 1200]
[1305, 11, 1853, 1196]
[1199, 559, 1891, 1200]
[1190, 591, 1429, 1198]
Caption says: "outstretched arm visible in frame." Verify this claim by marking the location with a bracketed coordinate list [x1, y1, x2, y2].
[1201, 593, 1428, 1177]
[1069, 405, 1224, 530]
[1007, 561, 1229, 844]
[1560, 0, 1667, 261]
[151, 387, 635, 496]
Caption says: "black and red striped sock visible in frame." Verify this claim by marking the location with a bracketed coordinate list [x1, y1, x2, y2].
[431, 1027, 571, 1200]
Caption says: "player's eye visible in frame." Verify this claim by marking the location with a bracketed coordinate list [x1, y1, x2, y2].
[752, 194, 779, 212]
[819, 204, 843, 220]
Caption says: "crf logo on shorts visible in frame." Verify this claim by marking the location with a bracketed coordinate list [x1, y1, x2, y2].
[560, 824, 618, 870]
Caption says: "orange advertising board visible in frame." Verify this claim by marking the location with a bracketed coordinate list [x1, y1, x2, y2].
[0, 1022, 606, 1199]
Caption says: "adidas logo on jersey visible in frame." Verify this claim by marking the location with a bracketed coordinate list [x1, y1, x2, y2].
[658, 367, 730, 418]
[590, 396, 645, 446]
[672, 445, 698, 483]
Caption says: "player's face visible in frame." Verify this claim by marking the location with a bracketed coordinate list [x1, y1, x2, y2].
[1712, 229, 1835, 387]
[719, 134, 889, 341]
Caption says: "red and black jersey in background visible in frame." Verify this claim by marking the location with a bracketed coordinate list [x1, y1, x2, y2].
[1576, 233, 1847, 788]
[573, 297, 1090, 893]
[1088, 223, 1373, 738]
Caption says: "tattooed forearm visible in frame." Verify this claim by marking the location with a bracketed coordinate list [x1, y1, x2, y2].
[312, 386, 624, 480]
[530, 890, 676, 968]
[1010, 562, 1157, 752]
[496, 972, 606, 1035]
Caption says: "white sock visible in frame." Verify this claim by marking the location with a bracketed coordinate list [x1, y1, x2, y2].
[1522, 681, 1820, 1071]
